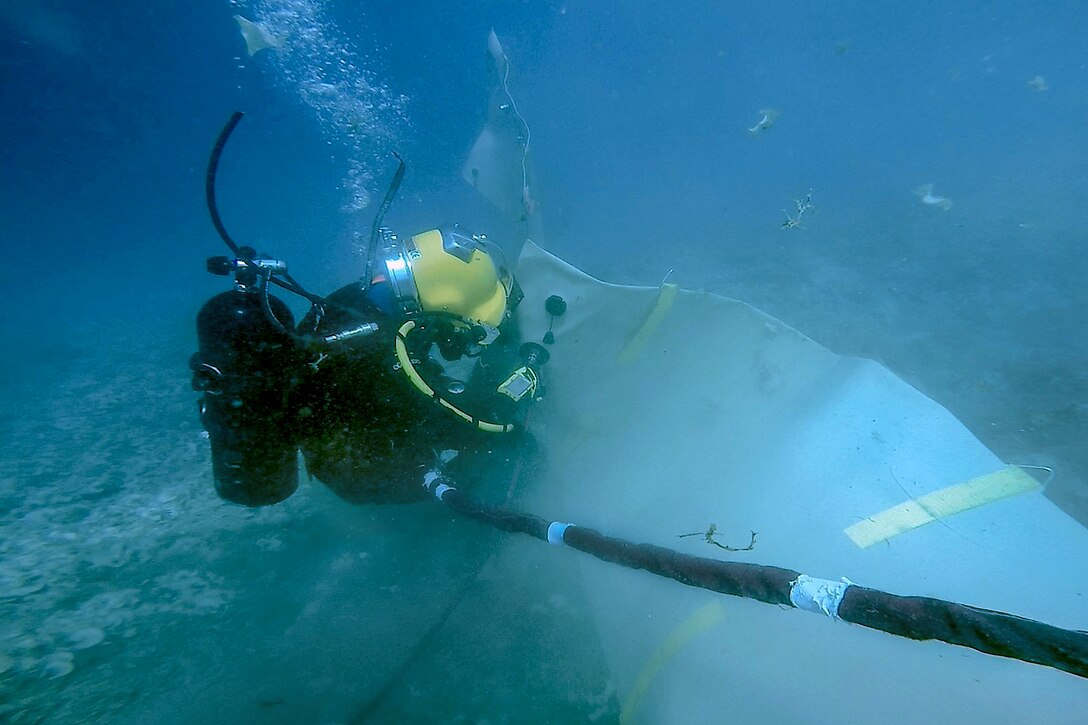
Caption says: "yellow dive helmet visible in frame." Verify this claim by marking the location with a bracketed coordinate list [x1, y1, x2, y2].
[382, 227, 512, 327]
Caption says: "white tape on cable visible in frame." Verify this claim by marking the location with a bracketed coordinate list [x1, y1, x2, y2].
[547, 522, 572, 545]
[789, 575, 849, 619]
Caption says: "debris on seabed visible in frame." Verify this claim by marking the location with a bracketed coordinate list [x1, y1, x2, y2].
[913, 183, 953, 210]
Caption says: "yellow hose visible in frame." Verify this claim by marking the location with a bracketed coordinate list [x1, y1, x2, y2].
[394, 320, 513, 433]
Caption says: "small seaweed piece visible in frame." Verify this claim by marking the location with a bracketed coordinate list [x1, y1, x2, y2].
[679, 525, 758, 551]
[781, 189, 814, 229]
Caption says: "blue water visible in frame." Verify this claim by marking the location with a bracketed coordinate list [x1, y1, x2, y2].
[1, 1, 1086, 722]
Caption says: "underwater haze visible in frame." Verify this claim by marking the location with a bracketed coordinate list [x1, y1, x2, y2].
[1, 0, 1086, 722]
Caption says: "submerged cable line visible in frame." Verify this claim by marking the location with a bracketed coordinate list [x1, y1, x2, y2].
[421, 474, 1088, 681]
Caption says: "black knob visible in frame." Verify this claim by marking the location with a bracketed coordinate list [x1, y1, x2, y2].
[206, 256, 235, 276]
[545, 295, 567, 317]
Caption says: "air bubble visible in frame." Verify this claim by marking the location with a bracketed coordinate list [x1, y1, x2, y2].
[252, 0, 409, 211]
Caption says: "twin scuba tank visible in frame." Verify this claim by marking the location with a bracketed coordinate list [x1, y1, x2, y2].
[190, 249, 303, 506]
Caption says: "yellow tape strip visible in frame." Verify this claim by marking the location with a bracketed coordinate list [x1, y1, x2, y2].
[619, 601, 726, 724]
[845, 466, 1042, 548]
[617, 283, 679, 366]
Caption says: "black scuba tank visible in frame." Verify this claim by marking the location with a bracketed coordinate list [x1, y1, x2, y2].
[191, 288, 301, 506]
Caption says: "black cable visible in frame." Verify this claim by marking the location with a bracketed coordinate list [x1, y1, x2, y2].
[257, 273, 289, 335]
[425, 479, 1088, 680]
[269, 274, 327, 308]
[363, 152, 406, 290]
[205, 111, 245, 256]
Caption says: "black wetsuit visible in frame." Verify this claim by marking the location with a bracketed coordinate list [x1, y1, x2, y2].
[295, 282, 533, 504]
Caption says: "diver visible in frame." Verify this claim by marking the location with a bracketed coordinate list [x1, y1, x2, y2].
[190, 115, 548, 508]
[293, 225, 540, 505]
[191, 224, 544, 507]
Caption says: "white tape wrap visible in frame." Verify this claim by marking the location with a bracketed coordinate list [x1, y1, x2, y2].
[433, 483, 453, 500]
[789, 575, 849, 619]
[547, 522, 571, 545]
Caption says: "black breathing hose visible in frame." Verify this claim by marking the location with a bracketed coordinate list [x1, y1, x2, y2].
[205, 111, 245, 258]
[204, 112, 339, 313]
[363, 152, 406, 291]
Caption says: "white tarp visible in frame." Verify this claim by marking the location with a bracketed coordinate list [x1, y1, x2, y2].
[515, 241, 1088, 724]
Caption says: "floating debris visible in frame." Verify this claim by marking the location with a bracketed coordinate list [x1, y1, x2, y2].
[913, 183, 953, 210]
[1027, 75, 1049, 92]
[234, 14, 285, 56]
[781, 189, 814, 229]
[748, 108, 779, 135]
[679, 524, 758, 552]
